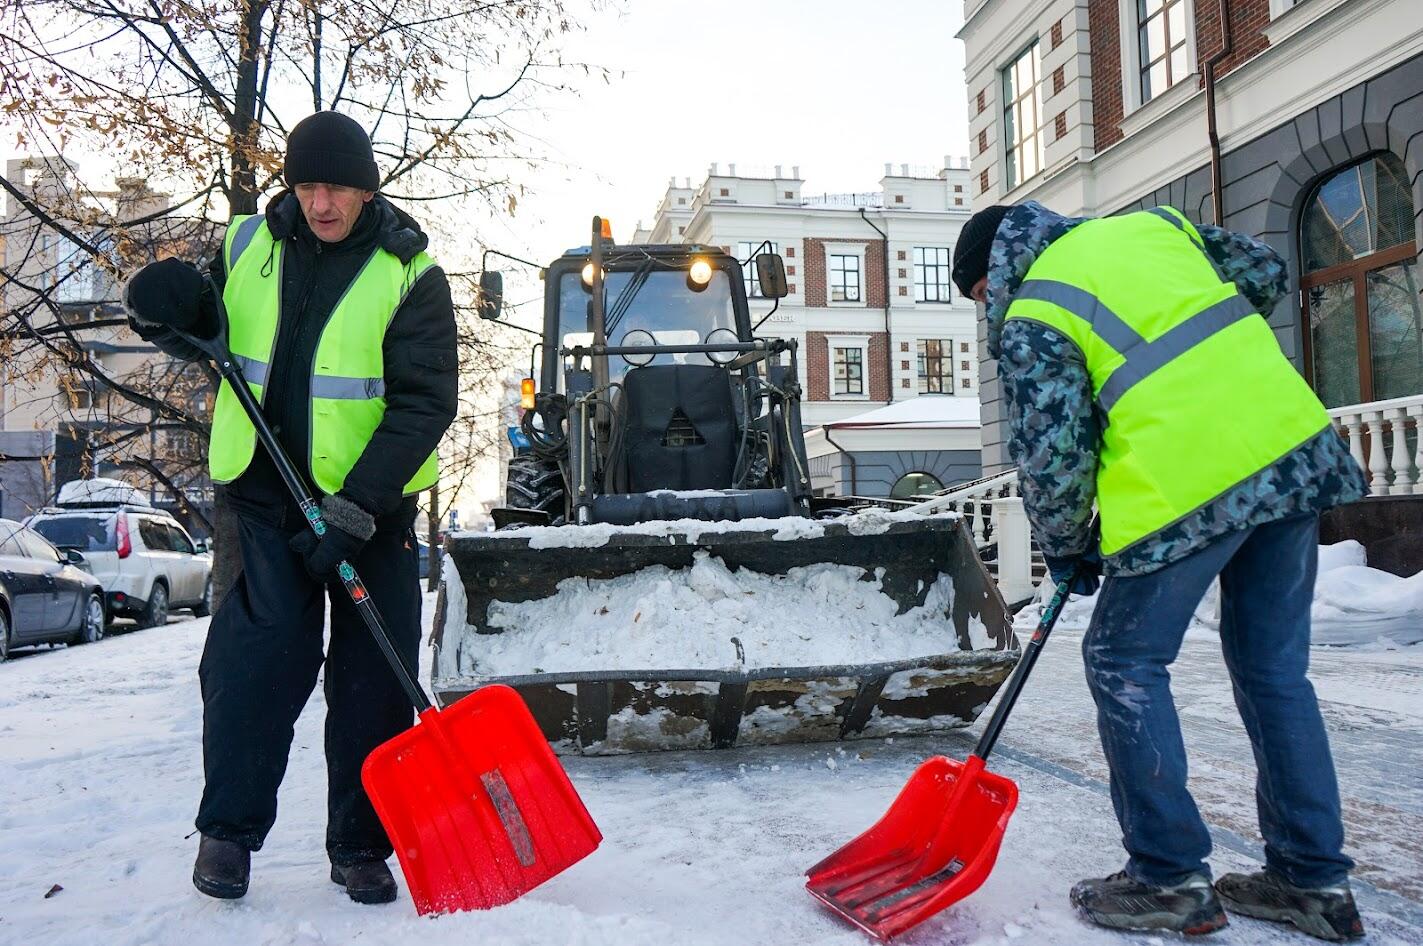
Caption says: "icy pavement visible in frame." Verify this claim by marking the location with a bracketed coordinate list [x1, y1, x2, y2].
[1, 595, 1420, 945]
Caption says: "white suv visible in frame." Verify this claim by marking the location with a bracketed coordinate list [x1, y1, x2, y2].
[27, 503, 213, 628]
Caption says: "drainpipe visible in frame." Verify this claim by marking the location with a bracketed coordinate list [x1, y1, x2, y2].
[822, 426, 859, 496]
[1203, 0, 1233, 225]
[859, 207, 895, 405]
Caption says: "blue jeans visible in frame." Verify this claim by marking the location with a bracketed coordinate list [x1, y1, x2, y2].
[1083, 512, 1353, 888]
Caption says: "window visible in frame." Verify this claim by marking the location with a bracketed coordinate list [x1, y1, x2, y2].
[829, 254, 862, 302]
[916, 339, 955, 393]
[1002, 41, 1044, 189]
[738, 241, 779, 297]
[167, 524, 196, 555]
[913, 247, 952, 302]
[31, 515, 116, 551]
[138, 518, 172, 551]
[0, 522, 23, 557]
[1301, 154, 1421, 408]
[1138, 0, 1189, 103]
[833, 347, 864, 395]
[891, 472, 944, 499]
[17, 528, 61, 562]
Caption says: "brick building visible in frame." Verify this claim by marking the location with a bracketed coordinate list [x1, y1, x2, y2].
[631, 160, 987, 497]
[960, 0, 1423, 499]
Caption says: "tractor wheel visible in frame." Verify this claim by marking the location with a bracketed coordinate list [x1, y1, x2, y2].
[505, 454, 566, 525]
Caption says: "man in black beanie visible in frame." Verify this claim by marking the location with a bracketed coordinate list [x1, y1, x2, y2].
[125, 111, 458, 906]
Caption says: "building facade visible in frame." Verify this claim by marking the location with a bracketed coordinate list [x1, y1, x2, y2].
[961, 0, 1423, 479]
[0, 156, 215, 526]
[632, 161, 981, 430]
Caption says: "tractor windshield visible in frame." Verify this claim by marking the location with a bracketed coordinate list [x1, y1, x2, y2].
[555, 267, 739, 384]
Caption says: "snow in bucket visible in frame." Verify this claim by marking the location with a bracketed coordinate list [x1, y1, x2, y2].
[453, 549, 982, 677]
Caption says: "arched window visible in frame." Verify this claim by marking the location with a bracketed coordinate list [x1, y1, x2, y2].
[1301, 153, 1421, 407]
[891, 471, 943, 499]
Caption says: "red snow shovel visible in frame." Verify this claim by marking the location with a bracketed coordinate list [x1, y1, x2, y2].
[806, 569, 1082, 940]
[173, 279, 602, 914]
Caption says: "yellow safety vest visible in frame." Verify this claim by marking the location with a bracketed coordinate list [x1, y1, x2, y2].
[1005, 207, 1330, 556]
[208, 214, 440, 496]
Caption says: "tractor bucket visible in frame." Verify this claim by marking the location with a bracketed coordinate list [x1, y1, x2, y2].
[430, 514, 1017, 754]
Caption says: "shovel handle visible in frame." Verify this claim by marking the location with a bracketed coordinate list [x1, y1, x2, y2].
[971, 564, 1082, 762]
[194, 277, 434, 714]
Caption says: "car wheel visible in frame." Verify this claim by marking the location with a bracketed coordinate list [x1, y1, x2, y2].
[72, 593, 105, 645]
[140, 582, 169, 629]
[0, 608, 10, 662]
[192, 577, 213, 618]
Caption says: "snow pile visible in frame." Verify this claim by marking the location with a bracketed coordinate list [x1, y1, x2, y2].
[452, 507, 957, 550]
[1313, 541, 1423, 647]
[462, 550, 966, 676]
[1015, 541, 1423, 648]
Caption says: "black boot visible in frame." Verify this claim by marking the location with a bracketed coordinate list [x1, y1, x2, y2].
[331, 860, 398, 905]
[1070, 870, 1228, 935]
[1216, 870, 1364, 941]
[192, 835, 250, 900]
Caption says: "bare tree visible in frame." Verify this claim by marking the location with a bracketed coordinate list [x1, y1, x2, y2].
[0, 0, 602, 603]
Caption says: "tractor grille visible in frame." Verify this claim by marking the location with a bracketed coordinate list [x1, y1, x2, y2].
[662, 409, 705, 447]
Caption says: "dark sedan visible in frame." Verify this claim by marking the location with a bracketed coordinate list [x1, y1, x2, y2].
[0, 518, 106, 661]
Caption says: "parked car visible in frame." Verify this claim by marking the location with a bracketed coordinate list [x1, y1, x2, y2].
[0, 518, 106, 661]
[27, 503, 212, 628]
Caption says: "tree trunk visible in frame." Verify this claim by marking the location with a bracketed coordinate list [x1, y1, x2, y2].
[426, 485, 441, 592]
[210, 0, 270, 604]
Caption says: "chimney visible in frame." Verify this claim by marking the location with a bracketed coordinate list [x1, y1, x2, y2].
[728, 162, 737, 176]
[774, 164, 783, 177]
[710, 162, 719, 175]
[792, 165, 800, 179]
[884, 162, 892, 176]
[944, 154, 952, 171]
[900, 163, 909, 176]
[684, 177, 691, 188]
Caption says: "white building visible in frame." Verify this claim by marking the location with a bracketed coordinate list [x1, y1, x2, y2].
[960, 0, 1423, 572]
[633, 160, 989, 497]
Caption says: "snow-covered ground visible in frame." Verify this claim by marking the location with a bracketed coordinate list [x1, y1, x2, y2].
[3, 593, 1421, 945]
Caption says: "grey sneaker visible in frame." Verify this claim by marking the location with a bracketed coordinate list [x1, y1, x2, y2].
[1215, 870, 1364, 941]
[1070, 870, 1228, 935]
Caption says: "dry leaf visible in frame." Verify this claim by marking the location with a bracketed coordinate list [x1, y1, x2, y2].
[44, 884, 63, 899]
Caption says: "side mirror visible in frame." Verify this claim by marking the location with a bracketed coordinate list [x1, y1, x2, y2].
[478, 270, 504, 321]
[194, 538, 210, 554]
[62, 547, 86, 566]
[755, 253, 789, 299]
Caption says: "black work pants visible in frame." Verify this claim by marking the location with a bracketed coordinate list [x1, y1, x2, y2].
[194, 512, 421, 865]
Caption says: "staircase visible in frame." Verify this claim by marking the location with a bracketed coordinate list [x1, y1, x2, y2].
[903, 469, 1044, 610]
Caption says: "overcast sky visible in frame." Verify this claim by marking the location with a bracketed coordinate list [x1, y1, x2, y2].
[486, 0, 972, 326]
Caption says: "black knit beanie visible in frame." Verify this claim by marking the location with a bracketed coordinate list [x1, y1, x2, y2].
[952, 204, 1012, 298]
[284, 111, 380, 192]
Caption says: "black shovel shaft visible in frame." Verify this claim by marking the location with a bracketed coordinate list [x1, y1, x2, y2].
[972, 568, 1080, 761]
[190, 276, 433, 713]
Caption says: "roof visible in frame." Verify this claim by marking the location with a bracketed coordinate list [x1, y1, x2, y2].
[803, 395, 982, 461]
[823, 394, 981, 430]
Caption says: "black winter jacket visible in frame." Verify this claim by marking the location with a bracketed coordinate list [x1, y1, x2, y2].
[134, 192, 458, 528]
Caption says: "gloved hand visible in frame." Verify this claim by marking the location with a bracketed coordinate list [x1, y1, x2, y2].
[289, 494, 376, 583]
[124, 258, 217, 337]
[1043, 548, 1103, 597]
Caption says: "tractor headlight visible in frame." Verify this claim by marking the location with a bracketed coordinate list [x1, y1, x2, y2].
[687, 258, 713, 291]
[581, 261, 599, 287]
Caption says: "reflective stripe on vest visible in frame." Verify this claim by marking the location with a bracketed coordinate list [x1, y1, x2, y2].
[1005, 207, 1331, 556]
[209, 214, 440, 496]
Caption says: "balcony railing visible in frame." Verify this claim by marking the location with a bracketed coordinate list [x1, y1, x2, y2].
[1329, 393, 1423, 497]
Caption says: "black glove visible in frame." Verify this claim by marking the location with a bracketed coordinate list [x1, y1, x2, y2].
[1044, 547, 1103, 597]
[289, 494, 376, 582]
[124, 258, 217, 337]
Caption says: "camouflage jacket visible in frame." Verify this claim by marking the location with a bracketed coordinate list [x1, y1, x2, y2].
[986, 201, 1368, 576]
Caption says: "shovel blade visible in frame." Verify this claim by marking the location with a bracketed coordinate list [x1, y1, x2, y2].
[806, 755, 1018, 940]
[362, 684, 601, 915]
